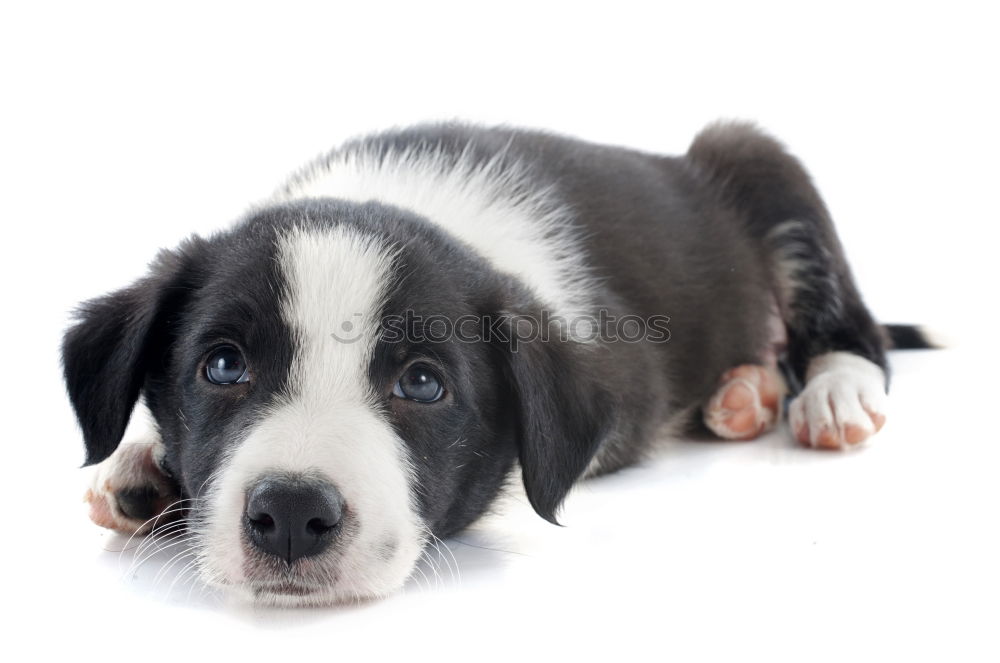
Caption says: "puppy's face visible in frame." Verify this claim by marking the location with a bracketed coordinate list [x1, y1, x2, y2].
[63, 201, 610, 605]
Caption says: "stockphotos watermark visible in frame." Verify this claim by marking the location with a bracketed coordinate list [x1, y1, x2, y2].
[331, 309, 670, 349]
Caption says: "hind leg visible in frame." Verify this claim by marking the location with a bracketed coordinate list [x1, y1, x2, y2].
[688, 122, 891, 451]
[704, 305, 788, 440]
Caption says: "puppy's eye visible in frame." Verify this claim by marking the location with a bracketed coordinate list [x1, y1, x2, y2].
[392, 364, 444, 403]
[205, 345, 249, 385]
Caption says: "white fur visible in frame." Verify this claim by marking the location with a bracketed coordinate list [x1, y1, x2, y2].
[789, 351, 888, 449]
[274, 137, 596, 326]
[198, 225, 425, 604]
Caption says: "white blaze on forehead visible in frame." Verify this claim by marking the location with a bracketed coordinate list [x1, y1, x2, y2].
[275, 142, 596, 322]
[279, 224, 395, 402]
[199, 225, 424, 600]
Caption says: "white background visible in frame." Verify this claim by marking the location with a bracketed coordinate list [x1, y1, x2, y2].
[2, 1, 998, 661]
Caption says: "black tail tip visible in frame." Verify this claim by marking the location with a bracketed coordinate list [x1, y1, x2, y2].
[883, 324, 944, 350]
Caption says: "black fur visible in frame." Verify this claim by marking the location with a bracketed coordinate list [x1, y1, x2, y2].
[883, 324, 937, 350]
[62, 248, 197, 466]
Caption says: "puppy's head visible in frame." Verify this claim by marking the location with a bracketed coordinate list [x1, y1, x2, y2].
[63, 200, 611, 605]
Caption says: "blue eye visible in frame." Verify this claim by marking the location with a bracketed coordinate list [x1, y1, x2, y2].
[205, 345, 249, 385]
[392, 364, 444, 403]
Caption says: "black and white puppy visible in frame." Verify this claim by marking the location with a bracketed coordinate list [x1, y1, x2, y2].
[63, 122, 921, 606]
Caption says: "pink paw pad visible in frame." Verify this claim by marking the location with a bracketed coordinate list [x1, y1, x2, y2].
[704, 364, 785, 441]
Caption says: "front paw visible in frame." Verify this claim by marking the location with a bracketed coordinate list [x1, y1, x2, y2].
[84, 439, 182, 535]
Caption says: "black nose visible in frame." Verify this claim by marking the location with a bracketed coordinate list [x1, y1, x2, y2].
[243, 477, 344, 564]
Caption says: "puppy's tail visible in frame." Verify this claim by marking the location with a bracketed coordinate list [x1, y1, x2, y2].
[882, 324, 944, 350]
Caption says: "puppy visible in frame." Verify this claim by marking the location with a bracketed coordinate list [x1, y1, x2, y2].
[63, 122, 925, 605]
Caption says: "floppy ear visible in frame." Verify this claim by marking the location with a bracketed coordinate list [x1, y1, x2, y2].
[499, 317, 614, 524]
[62, 248, 196, 466]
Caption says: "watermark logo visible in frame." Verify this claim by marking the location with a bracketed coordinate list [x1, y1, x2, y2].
[330, 309, 670, 349]
[330, 313, 367, 343]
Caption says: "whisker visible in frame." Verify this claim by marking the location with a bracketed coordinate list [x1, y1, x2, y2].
[129, 523, 190, 568]
[127, 534, 197, 578]
[424, 532, 448, 579]
[419, 526, 460, 586]
[410, 555, 431, 591]
[165, 557, 200, 600]
[132, 519, 190, 555]
[113, 498, 195, 567]
[151, 546, 196, 590]
[421, 548, 444, 588]
[451, 538, 529, 557]
[113, 500, 195, 555]
[186, 561, 219, 604]
[430, 531, 461, 584]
